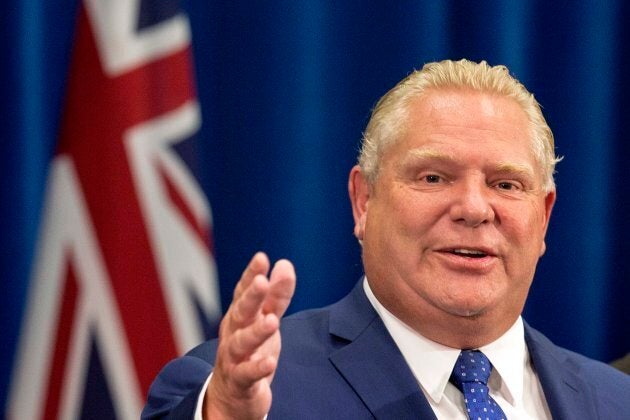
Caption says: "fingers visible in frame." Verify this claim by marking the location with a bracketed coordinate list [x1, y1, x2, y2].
[224, 257, 295, 352]
[229, 274, 269, 330]
[214, 305, 280, 392]
[233, 252, 270, 302]
[262, 259, 296, 318]
[228, 313, 279, 362]
[232, 254, 296, 323]
[231, 355, 277, 389]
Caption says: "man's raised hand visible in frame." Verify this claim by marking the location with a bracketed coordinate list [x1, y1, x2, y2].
[203, 253, 296, 419]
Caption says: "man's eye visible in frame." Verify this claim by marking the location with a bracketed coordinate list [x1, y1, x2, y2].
[497, 181, 517, 190]
[424, 174, 441, 183]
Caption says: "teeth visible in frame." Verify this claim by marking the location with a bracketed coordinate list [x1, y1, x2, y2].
[452, 249, 486, 256]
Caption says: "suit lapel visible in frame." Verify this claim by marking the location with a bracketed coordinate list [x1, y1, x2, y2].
[525, 324, 599, 419]
[325, 285, 603, 419]
[326, 285, 604, 419]
[327, 281, 436, 420]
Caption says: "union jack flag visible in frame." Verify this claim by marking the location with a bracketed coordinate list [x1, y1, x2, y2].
[7, 0, 221, 418]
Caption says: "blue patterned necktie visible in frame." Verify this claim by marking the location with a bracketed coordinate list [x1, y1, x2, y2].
[450, 350, 507, 420]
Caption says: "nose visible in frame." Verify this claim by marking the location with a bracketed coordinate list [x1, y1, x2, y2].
[449, 181, 495, 227]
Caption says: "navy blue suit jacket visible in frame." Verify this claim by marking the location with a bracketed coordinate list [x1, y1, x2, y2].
[143, 281, 630, 419]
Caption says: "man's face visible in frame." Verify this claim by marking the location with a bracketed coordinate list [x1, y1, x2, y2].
[349, 88, 555, 344]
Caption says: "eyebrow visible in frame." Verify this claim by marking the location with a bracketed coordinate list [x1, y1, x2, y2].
[494, 162, 536, 178]
[400, 148, 456, 165]
[399, 148, 536, 178]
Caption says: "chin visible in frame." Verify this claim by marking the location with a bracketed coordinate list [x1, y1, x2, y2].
[456, 309, 486, 318]
[448, 308, 484, 318]
[439, 300, 490, 318]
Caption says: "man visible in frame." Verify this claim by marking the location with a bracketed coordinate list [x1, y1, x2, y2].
[143, 59, 630, 419]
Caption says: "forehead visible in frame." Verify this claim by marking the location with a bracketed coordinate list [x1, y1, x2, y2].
[389, 89, 536, 164]
[406, 88, 529, 134]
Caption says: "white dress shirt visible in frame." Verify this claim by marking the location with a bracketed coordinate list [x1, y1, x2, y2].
[363, 278, 551, 419]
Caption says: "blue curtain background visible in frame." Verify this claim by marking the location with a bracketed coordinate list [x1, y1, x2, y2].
[2, 0, 629, 413]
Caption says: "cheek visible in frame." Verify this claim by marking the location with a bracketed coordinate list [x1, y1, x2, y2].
[389, 190, 443, 230]
[500, 205, 548, 277]
[502, 200, 547, 240]
[368, 191, 409, 232]
[365, 192, 432, 262]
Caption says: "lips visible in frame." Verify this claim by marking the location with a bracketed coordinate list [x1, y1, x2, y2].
[442, 246, 496, 258]
[450, 248, 488, 258]
[436, 246, 497, 272]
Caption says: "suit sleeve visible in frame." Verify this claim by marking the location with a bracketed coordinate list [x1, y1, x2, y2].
[141, 355, 213, 419]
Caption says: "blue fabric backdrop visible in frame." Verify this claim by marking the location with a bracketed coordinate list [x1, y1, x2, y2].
[1, 0, 629, 414]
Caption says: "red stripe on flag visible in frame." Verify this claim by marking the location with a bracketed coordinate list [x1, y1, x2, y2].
[158, 160, 213, 254]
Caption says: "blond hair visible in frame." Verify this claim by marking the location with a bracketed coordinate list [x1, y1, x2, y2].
[359, 59, 561, 192]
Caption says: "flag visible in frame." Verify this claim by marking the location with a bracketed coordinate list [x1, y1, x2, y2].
[7, 0, 220, 418]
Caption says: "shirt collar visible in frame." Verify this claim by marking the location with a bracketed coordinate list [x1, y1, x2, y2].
[363, 277, 526, 405]
[478, 316, 527, 404]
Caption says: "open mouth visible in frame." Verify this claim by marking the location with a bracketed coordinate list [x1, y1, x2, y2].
[449, 249, 489, 259]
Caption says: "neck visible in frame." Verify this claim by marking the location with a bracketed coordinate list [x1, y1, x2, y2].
[410, 313, 514, 349]
[368, 281, 519, 349]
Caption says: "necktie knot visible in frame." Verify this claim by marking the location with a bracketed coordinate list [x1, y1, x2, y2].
[450, 349, 492, 387]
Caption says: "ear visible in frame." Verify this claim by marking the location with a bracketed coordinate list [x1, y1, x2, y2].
[348, 165, 371, 241]
[539, 190, 556, 256]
